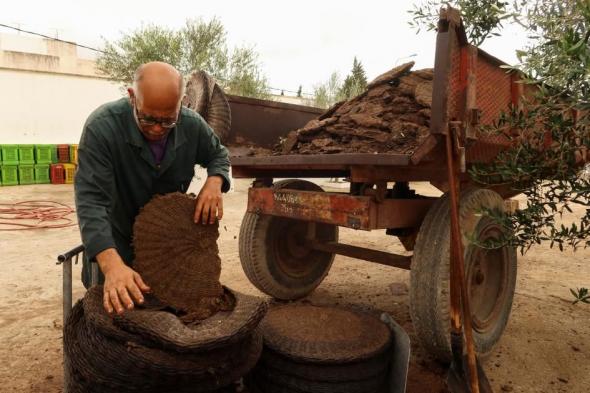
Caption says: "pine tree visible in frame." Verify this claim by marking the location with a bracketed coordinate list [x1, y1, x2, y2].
[338, 57, 368, 100]
[351, 57, 367, 87]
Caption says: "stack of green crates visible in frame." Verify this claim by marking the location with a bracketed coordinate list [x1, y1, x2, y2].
[18, 145, 36, 185]
[1, 145, 19, 165]
[18, 165, 35, 185]
[34, 145, 56, 184]
[35, 144, 57, 164]
[34, 164, 51, 184]
[1, 145, 19, 186]
[18, 145, 35, 164]
[17, 145, 35, 185]
[0, 144, 70, 185]
[1, 165, 18, 186]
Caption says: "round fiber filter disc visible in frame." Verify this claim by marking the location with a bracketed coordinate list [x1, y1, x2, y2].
[133, 193, 224, 314]
[183, 70, 214, 117]
[183, 70, 231, 143]
[260, 304, 392, 364]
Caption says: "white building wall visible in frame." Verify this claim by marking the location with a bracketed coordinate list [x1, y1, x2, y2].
[0, 69, 123, 143]
[0, 33, 316, 145]
[0, 33, 123, 144]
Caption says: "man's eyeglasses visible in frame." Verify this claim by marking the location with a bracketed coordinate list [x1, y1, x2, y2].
[134, 104, 179, 129]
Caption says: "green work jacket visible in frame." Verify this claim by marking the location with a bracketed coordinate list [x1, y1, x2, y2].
[74, 97, 230, 287]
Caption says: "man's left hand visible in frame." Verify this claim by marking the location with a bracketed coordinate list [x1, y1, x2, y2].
[194, 175, 224, 224]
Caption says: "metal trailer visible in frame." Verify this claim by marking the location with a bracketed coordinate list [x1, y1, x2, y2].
[230, 9, 528, 363]
[225, 94, 324, 148]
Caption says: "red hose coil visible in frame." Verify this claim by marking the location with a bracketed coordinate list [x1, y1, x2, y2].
[0, 200, 77, 230]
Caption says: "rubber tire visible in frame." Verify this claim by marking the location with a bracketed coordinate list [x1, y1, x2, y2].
[239, 180, 338, 300]
[409, 188, 517, 363]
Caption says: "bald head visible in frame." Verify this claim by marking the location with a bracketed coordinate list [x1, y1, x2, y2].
[132, 62, 184, 112]
[128, 62, 185, 141]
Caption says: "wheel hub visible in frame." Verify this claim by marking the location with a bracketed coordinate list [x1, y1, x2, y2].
[285, 225, 311, 259]
[272, 219, 320, 279]
[467, 223, 510, 334]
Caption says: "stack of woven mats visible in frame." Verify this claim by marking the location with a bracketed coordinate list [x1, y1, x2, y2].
[65, 193, 268, 392]
[250, 304, 393, 393]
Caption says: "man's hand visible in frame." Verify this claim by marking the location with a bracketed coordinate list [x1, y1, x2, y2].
[96, 248, 150, 315]
[194, 175, 224, 224]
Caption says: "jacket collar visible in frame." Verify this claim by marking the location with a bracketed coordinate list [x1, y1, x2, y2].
[124, 99, 187, 171]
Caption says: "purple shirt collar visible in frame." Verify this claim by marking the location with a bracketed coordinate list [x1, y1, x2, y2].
[147, 134, 169, 165]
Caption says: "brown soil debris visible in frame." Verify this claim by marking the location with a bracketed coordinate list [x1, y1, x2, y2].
[227, 136, 274, 157]
[277, 63, 434, 156]
[367, 62, 415, 89]
[414, 81, 433, 108]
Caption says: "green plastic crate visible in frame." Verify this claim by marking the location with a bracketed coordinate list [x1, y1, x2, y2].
[18, 145, 35, 164]
[1, 165, 18, 186]
[18, 164, 35, 185]
[1, 145, 19, 165]
[35, 144, 56, 164]
[34, 164, 51, 184]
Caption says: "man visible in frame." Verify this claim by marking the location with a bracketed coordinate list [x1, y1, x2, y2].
[75, 62, 230, 316]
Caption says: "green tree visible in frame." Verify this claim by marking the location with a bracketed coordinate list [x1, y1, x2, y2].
[97, 24, 183, 83]
[96, 18, 270, 99]
[297, 85, 303, 98]
[338, 57, 368, 100]
[310, 72, 343, 109]
[309, 58, 368, 108]
[410, 0, 590, 302]
[409, 0, 517, 46]
[220, 46, 270, 99]
[180, 18, 229, 76]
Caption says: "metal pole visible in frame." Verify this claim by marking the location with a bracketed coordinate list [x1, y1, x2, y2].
[57, 244, 84, 393]
[62, 258, 72, 331]
[91, 262, 99, 286]
[62, 257, 72, 393]
[446, 125, 480, 393]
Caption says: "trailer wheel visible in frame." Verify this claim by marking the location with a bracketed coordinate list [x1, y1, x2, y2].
[239, 180, 338, 300]
[410, 188, 517, 363]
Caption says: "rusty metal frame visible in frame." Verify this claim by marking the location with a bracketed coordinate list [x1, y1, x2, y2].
[232, 153, 410, 167]
[308, 240, 412, 270]
[226, 95, 323, 148]
[231, 154, 414, 181]
[247, 188, 435, 231]
[348, 164, 451, 183]
[429, 11, 453, 137]
[232, 164, 452, 183]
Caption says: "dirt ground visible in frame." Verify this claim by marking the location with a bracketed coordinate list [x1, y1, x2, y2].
[1, 180, 589, 393]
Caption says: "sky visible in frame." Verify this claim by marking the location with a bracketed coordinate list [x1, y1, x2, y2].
[2, 0, 529, 96]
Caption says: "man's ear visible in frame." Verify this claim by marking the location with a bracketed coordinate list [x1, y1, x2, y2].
[127, 87, 135, 100]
